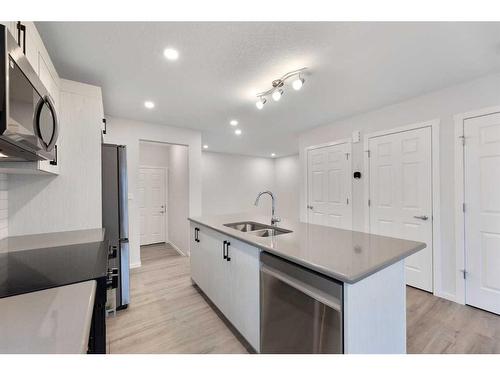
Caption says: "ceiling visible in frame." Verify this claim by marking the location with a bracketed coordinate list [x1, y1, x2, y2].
[37, 22, 500, 157]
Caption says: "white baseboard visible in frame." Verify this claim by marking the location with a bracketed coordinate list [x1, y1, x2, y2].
[434, 290, 459, 304]
[168, 241, 187, 257]
[130, 262, 142, 269]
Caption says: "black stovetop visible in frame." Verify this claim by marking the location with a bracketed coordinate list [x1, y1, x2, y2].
[0, 240, 108, 299]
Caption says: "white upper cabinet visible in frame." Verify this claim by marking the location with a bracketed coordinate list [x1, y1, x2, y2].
[22, 22, 39, 74]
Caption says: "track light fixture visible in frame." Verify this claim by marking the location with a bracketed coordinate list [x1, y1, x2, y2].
[254, 67, 307, 109]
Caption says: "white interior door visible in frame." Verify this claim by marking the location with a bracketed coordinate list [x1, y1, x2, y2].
[139, 167, 167, 245]
[368, 127, 433, 292]
[464, 113, 500, 315]
[307, 142, 352, 229]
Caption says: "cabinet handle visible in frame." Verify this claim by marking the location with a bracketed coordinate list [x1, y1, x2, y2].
[194, 228, 200, 242]
[49, 145, 58, 166]
[226, 242, 231, 262]
[223, 240, 227, 260]
[102, 118, 107, 135]
[16, 21, 26, 54]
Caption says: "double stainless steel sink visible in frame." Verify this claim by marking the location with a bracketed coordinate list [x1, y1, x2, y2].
[223, 221, 292, 237]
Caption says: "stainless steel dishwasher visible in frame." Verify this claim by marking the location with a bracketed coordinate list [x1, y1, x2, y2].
[260, 252, 343, 353]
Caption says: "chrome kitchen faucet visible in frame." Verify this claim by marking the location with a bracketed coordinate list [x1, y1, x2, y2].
[254, 191, 281, 226]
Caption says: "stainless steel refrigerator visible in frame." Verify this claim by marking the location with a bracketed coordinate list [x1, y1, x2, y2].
[102, 143, 130, 310]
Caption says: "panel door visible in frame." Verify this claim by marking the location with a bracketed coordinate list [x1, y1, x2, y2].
[307, 143, 352, 229]
[369, 127, 433, 292]
[139, 167, 167, 245]
[227, 238, 260, 351]
[464, 113, 500, 314]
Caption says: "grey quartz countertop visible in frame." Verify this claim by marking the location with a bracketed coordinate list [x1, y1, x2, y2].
[188, 214, 426, 283]
[0, 228, 105, 254]
[0, 280, 96, 354]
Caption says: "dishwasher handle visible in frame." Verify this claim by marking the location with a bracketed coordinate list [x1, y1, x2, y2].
[261, 264, 342, 312]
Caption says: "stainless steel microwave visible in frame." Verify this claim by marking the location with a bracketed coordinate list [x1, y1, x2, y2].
[0, 24, 58, 161]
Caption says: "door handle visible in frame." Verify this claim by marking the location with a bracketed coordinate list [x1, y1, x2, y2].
[413, 215, 429, 221]
[307, 205, 314, 210]
[223, 241, 227, 260]
[226, 242, 231, 262]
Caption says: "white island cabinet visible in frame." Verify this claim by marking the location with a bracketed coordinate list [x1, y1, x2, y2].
[189, 214, 424, 354]
[190, 223, 260, 351]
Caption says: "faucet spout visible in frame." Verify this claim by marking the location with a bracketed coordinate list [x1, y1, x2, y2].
[254, 191, 280, 226]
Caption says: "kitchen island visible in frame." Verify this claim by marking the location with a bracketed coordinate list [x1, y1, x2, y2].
[188, 214, 426, 354]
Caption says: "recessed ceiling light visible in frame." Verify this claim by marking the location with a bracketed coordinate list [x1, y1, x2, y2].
[230, 120, 238, 126]
[271, 153, 276, 157]
[203, 144, 208, 149]
[234, 129, 242, 135]
[163, 48, 179, 61]
[144, 101, 155, 109]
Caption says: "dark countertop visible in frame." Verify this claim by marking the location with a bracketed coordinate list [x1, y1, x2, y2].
[189, 214, 426, 284]
[0, 228, 107, 299]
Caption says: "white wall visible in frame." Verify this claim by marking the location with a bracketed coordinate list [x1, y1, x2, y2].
[274, 155, 300, 220]
[104, 117, 202, 268]
[298, 72, 500, 302]
[202, 152, 275, 216]
[8, 80, 103, 236]
[0, 174, 8, 240]
[139, 141, 169, 168]
[168, 145, 190, 254]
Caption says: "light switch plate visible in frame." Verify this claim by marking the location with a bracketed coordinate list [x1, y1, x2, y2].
[352, 130, 361, 143]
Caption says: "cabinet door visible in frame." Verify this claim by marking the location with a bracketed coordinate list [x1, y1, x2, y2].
[227, 238, 260, 351]
[190, 224, 203, 287]
[202, 228, 231, 317]
[38, 53, 60, 110]
[25, 23, 39, 73]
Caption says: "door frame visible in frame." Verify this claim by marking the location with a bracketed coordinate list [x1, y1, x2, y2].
[454, 105, 500, 305]
[304, 138, 353, 228]
[363, 119, 441, 296]
[139, 165, 169, 245]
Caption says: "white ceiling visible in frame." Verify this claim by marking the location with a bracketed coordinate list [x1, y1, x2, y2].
[37, 22, 500, 157]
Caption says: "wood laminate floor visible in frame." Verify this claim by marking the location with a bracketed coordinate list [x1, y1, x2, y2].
[107, 243, 500, 354]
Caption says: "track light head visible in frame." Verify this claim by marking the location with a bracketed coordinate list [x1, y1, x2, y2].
[272, 89, 283, 102]
[256, 97, 266, 110]
[292, 77, 305, 90]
